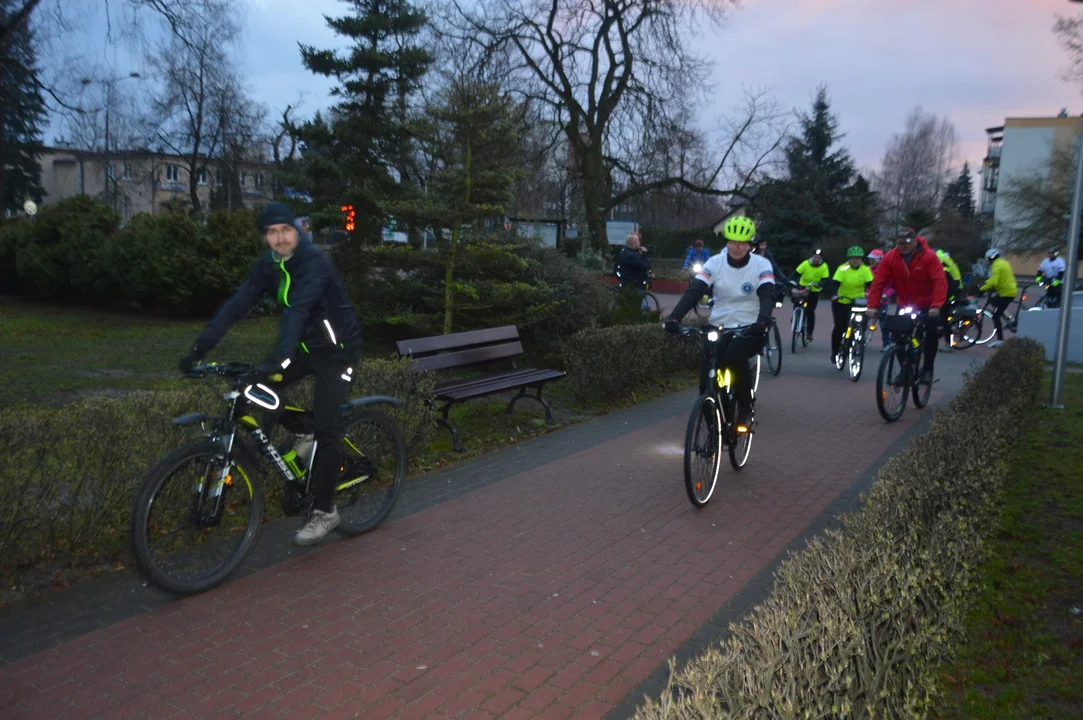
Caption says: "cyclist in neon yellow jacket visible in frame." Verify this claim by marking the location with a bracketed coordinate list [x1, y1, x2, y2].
[979, 249, 1018, 348]
[792, 249, 830, 342]
[936, 249, 963, 352]
[830, 246, 874, 364]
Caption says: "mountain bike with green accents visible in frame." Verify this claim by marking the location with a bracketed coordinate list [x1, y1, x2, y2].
[130, 361, 405, 595]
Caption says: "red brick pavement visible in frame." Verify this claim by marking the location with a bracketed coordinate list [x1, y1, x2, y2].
[0, 372, 938, 719]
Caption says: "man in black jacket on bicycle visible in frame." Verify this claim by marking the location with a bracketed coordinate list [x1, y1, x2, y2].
[179, 203, 364, 547]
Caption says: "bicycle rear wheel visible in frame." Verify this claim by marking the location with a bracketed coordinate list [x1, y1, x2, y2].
[875, 346, 907, 423]
[951, 316, 980, 349]
[684, 394, 722, 507]
[643, 292, 660, 313]
[975, 309, 997, 344]
[131, 442, 264, 596]
[335, 410, 406, 535]
[766, 322, 782, 375]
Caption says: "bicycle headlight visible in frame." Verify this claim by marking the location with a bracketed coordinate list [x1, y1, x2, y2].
[693, 263, 703, 273]
[243, 383, 280, 410]
[707, 330, 719, 342]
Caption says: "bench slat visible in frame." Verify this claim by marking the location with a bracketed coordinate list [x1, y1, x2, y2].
[395, 325, 520, 357]
[408, 341, 523, 373]
[437, 370, 566, 402]
[434, 368, 543, 395]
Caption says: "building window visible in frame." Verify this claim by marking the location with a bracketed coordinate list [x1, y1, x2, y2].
[106, 164, 116, 180]
[166, 164, 180, 182]
[239, 172, 247, 188]
[255, 173, 264, 189]
[122, 164, 132, 180]
[216, 170, 225, 187]
[197, 167, 207, 185]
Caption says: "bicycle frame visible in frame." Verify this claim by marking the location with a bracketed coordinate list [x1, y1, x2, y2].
[695, 327, 756, 436]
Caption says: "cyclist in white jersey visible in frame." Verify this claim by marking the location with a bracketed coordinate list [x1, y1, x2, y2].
[666, 216, 776, 426]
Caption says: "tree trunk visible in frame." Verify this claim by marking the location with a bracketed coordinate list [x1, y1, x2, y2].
[444, 139, 473, 334]
[579, 144, 610, 251]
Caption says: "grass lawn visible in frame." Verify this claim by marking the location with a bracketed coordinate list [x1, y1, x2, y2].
[934, 373, 1083, 719]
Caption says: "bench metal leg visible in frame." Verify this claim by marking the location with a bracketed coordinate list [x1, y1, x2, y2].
[436, 402, 466, 453]
[505, 385, 556, 425]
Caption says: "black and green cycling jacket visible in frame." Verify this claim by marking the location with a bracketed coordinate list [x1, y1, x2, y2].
[196, 234, 362, 365]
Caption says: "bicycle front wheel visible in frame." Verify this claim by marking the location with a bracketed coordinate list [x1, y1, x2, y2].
[791, 307, 803, 354]
[335, 410, 407, 536]
[131, 442, 264, 596]
[684, 394, 722, 507]
[728, 415, 753, 470]
[875, 346, 907, 423]
[848, 327, 865, 382]
[643, 293, 660, 313]
[766, 322, 782, 375]
[911, 350, 933, 409]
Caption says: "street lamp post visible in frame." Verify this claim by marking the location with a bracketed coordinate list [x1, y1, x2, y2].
[80, 72, 141, 210]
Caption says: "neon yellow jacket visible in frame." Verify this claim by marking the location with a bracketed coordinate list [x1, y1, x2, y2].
[980, 257, 1018, 298]
[936, 250, 962, 282]
[832, 263, 874, 303]
[796, 259, 830, 291]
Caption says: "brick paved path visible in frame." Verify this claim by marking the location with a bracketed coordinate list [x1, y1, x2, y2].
[0, 324, 989, 720]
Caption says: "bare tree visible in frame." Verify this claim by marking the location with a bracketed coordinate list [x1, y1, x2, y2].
[445, 0, 785, 250]
[997, 142, 1077, 251]
[146, 2, 243, 214]
[873, 106, 957, 235]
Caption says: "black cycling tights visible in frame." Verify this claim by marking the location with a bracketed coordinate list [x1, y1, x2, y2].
[805, 292, 820, 337]
[699, 333, 763, 410]
[992, 296, 1013, 340]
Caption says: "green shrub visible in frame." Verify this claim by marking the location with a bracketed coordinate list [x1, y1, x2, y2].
[633, 339, 1044, 719]
[340, 234, 614, 348]
[14, 196, 119, 301]
[562, 323, 701, 402]
[0, 356, 435, 582]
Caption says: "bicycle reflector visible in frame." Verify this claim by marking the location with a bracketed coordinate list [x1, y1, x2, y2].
[243, 383, 281, 410]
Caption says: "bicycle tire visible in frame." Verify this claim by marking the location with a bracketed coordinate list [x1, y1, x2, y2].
[728, 417, 753, 470]
[131, 442, 264, 596]
[950, 317, 979, 350]
[684, 394, 722, 507]
[791, 307, 803, 354]
[975, 309, 997, 345]
[751, 354, 761, 395]
[644, 293, 660, 313]
[848, 326, 865, 382]
[767, 322, 782, 375]
[911, 350, 932, 409]
[875, 346, 907, 423]
[335, 410, 407, 536]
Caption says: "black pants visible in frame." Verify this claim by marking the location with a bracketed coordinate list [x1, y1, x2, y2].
[921, 317, 940, 372]
[805, 292, 821, 337]
[699, 332, 764, 410]
[276, 346, 360, 512]
[992, 295, 1014, 340]
[941, 301, 954, 345]
[830, 300, 853, 357]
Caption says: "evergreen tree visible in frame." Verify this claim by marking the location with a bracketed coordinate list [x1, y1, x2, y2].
[941, 163, 975, 219]
[297, 0, 433, 242]
[0, 0, 46, 213]
[754, 86, 871, 268]
[421, 80, 525, 333]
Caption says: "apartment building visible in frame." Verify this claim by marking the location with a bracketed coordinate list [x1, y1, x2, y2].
[37, 146, 275, 221]
[980, 114, 1083, 274]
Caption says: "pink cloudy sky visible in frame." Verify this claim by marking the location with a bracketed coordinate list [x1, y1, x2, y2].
[239, 0, 1080, 175]
[65, 0, 1083, 178]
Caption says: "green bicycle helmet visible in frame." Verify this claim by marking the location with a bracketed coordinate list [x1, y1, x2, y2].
[721, 216, 757, 242]
[846, 245, 864, 258]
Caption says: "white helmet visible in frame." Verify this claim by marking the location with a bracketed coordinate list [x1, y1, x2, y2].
[984, 248, 1001, 261]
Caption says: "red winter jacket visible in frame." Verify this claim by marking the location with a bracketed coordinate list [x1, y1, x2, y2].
[867, 237, 948, 311]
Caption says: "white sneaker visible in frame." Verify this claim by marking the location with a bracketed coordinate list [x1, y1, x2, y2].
[295, 507, 340, 546]
[988, 340, 1004, 349]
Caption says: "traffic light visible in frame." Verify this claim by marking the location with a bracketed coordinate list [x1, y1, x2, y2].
[340, 204, 355, 233]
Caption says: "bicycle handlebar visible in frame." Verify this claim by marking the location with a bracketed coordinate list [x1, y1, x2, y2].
[675, 324, 761, 340]
[186, 361, 283, 384]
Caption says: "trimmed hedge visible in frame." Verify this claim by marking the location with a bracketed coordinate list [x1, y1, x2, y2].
[0, 197, 264, 315]
[562, 323, 703, 402]
[632, 338, 1045, 719]
[0, 357, 436, 583]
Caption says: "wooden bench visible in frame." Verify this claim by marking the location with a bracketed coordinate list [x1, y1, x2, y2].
[395, 326, 566, 453]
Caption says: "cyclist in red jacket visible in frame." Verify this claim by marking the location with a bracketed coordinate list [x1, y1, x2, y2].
[865, 227, 948, 383]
